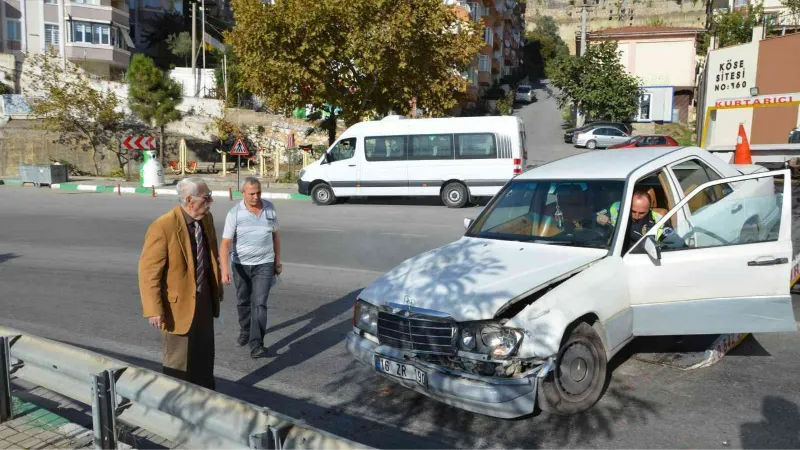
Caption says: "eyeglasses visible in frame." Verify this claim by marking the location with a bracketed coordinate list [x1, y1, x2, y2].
[195, 193, 213, 201]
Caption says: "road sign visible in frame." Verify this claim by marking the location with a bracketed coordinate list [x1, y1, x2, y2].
[123, 136, 156, 150]
[230, 137, 249, 156]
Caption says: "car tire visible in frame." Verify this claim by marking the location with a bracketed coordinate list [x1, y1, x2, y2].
[586, 140, 597, 150]
[537, 322, 607, 416]
[441, 182, 468, 208]
[311, 183, 336, 206]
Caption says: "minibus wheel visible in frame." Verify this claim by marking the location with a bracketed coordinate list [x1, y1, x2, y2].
[442, 182, 468, 208]
[311, 183, 336, 206]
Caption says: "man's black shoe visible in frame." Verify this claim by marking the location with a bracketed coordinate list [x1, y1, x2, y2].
[237, 335, 249, 347]
[251, 347, 268, 359]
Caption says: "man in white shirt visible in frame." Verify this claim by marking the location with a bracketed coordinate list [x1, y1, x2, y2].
[220, 177, 282, 359]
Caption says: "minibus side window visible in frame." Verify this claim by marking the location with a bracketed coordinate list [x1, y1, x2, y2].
[455, 133, 497, 159]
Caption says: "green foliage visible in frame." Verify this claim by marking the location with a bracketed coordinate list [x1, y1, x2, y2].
[495, 91, 514, 115]
[646, 16, 666, 27]
[167, 32, 194, 67]
[548, 41, 641, 122]
[141, 11, 188, 70]
[106, 168, 126, 178]
[781, 0, 800, 26]
[523, 15, 569, 80]
[26, 51, 126, 175]
[212, 48, 252, 107]
[227, 0, 484, 128]
[0, 82, 11, 95]
[698, 2, 764, 55]
[127, 54, 183, 160]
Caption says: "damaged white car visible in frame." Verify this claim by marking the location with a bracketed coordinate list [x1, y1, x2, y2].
[346, 147, 798, 418]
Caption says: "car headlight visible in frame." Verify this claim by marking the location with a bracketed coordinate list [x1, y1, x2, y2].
[480, 326, 524, 358]
[353, 299, 378, 336]
[458, 322, 523, 358]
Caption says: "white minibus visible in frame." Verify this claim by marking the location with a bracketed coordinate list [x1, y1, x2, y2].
[297, 115, 528, 207]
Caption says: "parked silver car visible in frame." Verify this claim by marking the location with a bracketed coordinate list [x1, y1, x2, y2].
[515, 85, 535, 103]
[573, 126, 630, 149]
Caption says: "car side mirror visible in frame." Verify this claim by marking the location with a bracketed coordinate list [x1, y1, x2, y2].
[643, 235, 661, 260]
[323, 152, 333, 164]
[464, 218, 473, 231]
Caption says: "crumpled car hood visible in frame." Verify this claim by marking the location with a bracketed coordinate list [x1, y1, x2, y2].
[359, 237, 605, 322]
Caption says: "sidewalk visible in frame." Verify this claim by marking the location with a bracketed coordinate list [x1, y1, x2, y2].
[1, 396, 92, 449]
[1, 174, 311, 201]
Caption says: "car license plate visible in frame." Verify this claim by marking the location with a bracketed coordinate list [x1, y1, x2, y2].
[375, 356, 427, 387]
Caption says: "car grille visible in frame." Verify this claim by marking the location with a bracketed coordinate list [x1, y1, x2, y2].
[377, 311, 456, 355]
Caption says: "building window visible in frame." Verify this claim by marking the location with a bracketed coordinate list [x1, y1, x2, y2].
[638, 93, 651, 121]
[732, 0, 747, 8]
[483, 27, 493, 46]
[93, 23, 110, 44]
[6, 19, 22, 41]
[45, 24, 60, 46]
[479, 55, 490, 72]
[71, 22, 113, 45]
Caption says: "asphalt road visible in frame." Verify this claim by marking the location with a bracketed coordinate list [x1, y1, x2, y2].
[1, 87, 800, 449]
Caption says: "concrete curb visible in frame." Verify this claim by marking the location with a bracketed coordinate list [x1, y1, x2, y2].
[36, 182, 311, 201]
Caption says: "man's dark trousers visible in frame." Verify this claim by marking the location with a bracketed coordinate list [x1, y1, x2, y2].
[232, 262, 275, 350]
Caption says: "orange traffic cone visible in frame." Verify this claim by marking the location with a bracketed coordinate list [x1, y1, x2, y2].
[734, 123, 752, 164]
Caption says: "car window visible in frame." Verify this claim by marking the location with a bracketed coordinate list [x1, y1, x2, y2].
[670, 158, 732, 213]
[409, 134, 454, 160]
[654, 136, 668, 145]
[653, 174, 784, 252]
[517, 87, 531, 93]
[467, 179, 626, 249]
[456, 133, 497, 159]
[329, 138, 356, 162]
[365, 136, 407, 162]
[594, 128, 607, 136]
[609, 128, 625, 137]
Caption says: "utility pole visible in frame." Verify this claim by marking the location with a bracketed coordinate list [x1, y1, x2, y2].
[576, 0, 590, 127]
[192, 0, 197, 97]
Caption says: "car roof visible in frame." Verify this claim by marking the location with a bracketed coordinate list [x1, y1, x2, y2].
[341, 115, 521, 137]
[519, 146, 705, 180]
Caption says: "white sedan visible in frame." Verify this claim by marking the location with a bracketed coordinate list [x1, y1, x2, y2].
[346, 146, 796, 418]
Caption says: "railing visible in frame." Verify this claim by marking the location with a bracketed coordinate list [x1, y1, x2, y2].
[0, 327, 370, 450]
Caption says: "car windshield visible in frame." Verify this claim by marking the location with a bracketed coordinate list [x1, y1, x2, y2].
[517, 87, 531, 93]
[467, 179, 626, 249]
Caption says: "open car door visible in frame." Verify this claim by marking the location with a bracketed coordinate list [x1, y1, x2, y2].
[624, 169, 797, 336]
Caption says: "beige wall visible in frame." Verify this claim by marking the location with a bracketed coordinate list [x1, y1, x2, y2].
[66, 4, 128, 23]
[611, 37, 697, 87]
[43, 4, 58, 23]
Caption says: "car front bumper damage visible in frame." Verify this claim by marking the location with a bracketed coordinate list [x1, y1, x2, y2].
[346, 331, 553, 419]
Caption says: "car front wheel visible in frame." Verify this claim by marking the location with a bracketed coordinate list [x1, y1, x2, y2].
[311, 183, 336, 206]
[537, 322, 607, 416]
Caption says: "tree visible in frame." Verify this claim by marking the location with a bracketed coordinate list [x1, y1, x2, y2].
[211, 47, 251, 108]
[548, 41, 641, 122]
[26, 51, 126, 176]
[167, 32, 194, 67]
[127, 54, 184, 165]
[227, 0, 483, 145]
[523, 15, 569, 80]
[141, 11, 189, 69]
[697, 2, 764, 54]
[782, 0, 800, 27]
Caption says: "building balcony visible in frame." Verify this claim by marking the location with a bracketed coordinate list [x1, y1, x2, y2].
[478, 71, 491, 85]
[65, 43, 130, 68]
[67, 3, 129, 25]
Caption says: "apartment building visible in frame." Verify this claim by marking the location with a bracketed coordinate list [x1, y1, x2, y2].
[450, 0, 526, 107]
[1, 0, 133, 81]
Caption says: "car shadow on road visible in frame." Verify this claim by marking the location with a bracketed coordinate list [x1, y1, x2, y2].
[0, 253, 19, 264]
[342, 197, 488, 208]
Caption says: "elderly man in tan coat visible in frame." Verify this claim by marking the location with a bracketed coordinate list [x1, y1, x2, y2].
[138, 177, 223, 390]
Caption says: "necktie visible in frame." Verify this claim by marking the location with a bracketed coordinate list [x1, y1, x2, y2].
[194, 221, 205, 291]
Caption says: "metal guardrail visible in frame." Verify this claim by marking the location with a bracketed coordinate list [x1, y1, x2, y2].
[0, 327, 370, 450]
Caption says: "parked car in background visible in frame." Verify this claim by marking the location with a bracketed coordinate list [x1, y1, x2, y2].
[608, 135, 679, 149]
[563, 122, 632, 143]
[573, 126, 630, 149]
[515, 85, 536, 103]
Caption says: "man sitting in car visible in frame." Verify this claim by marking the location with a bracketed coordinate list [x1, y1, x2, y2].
[596, 188, 673, 250]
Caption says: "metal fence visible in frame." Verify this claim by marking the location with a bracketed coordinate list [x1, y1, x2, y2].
[0, 327, 370, 450]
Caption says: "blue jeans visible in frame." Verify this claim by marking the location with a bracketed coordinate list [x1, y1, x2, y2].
[232, 262, 274, 350]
